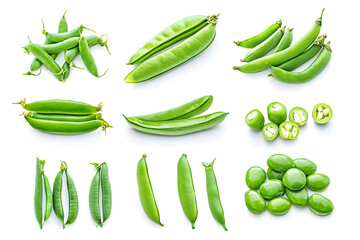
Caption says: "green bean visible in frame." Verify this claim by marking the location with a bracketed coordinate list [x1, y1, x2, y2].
[268, 41, 331, 83]
[202, 159, 227, 231]
[128, 15, 214, 65]
[43, 166, 53, 223]
[137, 154, 163, 226]
[241, 26, 285, 62]
[15, 98, 102, 115]
[125, 15, 218, 83]
[34, 157, 43, 229]
[65, 166, 79, 226]
[178, 154, 197, 229]
[277, 34, 326, 71]
[36, 37, 80, 54]
[79, 36, 107, 77]
[53, 162, 65, 228]
[89, 163, 102, 227]
[24, 112, 102, 122]
[133, 95, 213, 121]
[234, 20, 282, 48]
[273, 28, 293, 53]
[234, 9, 324, 73]
[101, 163, 112, 224]
[124, 112, 229, 136]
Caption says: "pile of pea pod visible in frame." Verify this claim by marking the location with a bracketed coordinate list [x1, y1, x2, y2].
[233, 9, 332, 84]
[245, 154, 334, 216]
[15, 98, 111, 135]
[23, 9, 110, 82]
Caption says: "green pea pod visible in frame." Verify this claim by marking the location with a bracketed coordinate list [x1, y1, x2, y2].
[268, 41, 332, 84]
[124, 112, 229, 136]
[65, 166, 79, 226]
[234, 9, 324, 73]
[34, 157, 43, 229]
[24, 112, 102, 122]
[234, 20, 282, 48]
[42, 21, 91, 43]
[43, 171, 53, 223]
[137, 155, 163, 226]
[58, 9, 69, 33]
[101, 163, 112, 224]
[128, 15, 213, 65]
[53, 164, 65, 228]
[241, 26, 285, 62]
[177, 154, 198, 229]
[273, 28, 293, 53]
[133, 95, 213, 121]
[125, 16, 218, 83]
[202, 159, 227, 231]
[36, 37, 80, 54]
[64, 35, 102, 63]
[89, 163, 102, 227]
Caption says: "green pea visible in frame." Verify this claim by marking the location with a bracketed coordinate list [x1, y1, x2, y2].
[267, 154, 294, 172]
[282, 168, 306, 191]
[244, 190, 266, 214]
[286, 188, 309, 207]
[268, 197, 291, 215]
[294, 158, 317, 175]
[306, 173, 330, 191]
[245, 109, 265, 131]
[267, 102, 287, 125]
[267, 168, 284, 180]
[259, 179, 285, 200]
[308, 194, 334, 216]
[262, 122, 278, 141]
[245, 166, 266, 190]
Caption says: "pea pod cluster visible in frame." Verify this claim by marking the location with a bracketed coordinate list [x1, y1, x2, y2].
[15, 98, 112, 135]
[123, 95, 228, 136]
[234, 9, 331, 84]
[23, 9, 110, 82]
[125, 14, 219, 83]
[245, 154, 334, 216]
[34, 157, 53, 229]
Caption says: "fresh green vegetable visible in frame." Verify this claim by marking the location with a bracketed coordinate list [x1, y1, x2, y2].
[279, 121, 299, 139]
[306, 173, 330, 191]
[272, 28, 293, 53]
[289, 107, 308, 126]
[267, 197, 291, 215]
[259, 179, 285, 200]
[267, 154, 294, 172]
[36, 37, 80, 54]
[312, 103, 332, 124]
[245, 166, 266, 190]
[282, 168, 306, 190]
[294, 158, 317, 175]
[34, 157, 43, 229]
[267, 102, 287, 125]
[245, 109, 265, 131]
[24, 112, 102, 122]
[267, 168, 284, 180]
[286, 188, 309, 207]
[262, 122, 279, 140]
[244, 190, 266, 214]
[308, 194, 334, 216]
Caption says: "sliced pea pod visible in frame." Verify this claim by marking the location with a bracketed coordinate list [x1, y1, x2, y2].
[312, 103, 332, 124]
[289, 107, 308, 126]
[279, 121, 299, 139]
[262, 122, 278, 141]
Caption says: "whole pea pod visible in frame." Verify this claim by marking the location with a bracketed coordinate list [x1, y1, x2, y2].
[42, 20, 92, 43]
[137, 155, 163, 226]
[202, 159, 227, 231]
[177, 154, 198, 229]
[89, 163, 102, 227]
[124, 111, 229, 136]
[125, 15, 218, 83]
[24, 112, 102, 122]
[272, 28, 293, 53]
[234, 9, 324, 73]
[36, 37, 80, 54]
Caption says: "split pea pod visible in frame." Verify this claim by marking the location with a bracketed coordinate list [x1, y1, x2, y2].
[234, 20, 282, 48]
[241, 26, 285, 62]
[268, 41, 332, 83]
[234, 9, 324, 73]
[277, 34, 326, 71]
[34, 157, 43, 229]
[128, 15, 214, 65]
[79, 36, 107, 77]
[202, 159, 227, 231]
[133, 95, 213, 121]
[15, 99, 102, 115]
[177, 154, 198, 229]
[125, 15, 218, 83]
[24, 112, 102, 122]
[137, 154, 163, 226]
[124, 111, 229, 136]
[273, 28, 293, 53]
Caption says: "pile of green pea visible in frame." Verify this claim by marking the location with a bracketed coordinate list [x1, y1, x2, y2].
[23, 9, 110, 82]
[245, 154, 334, 216]
[245, 102, 333, 140]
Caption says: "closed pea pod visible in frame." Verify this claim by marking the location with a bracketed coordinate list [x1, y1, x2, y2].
[53, 162, 65, 228]
[36, 37, 80, 54]
[42, 21, 93, 42]
[137, 155, 163, 226]
[24, 112, 102, 122]
[202, 159, 227, 231]
[64, 162, 79, 226]
[177, 154, 198, 229]
[259, 179, 285, 200]
[272, 28, 293, 53]
[34, 157, 43, 229]
[89, 163, 102, 227]
[42, 160, 53, 224]
[101, 163, 112, 224]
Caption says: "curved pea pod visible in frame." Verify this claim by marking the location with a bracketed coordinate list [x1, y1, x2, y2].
[89, 164, 102, 227]
[53, 166, 65, 228]
[294, 158, 317, 175]
[259, 179, 285, 200]
[306, 173, 330, 191]
[267, 197, 291, 215]
[34, 157, 43, 229]
[272, 28, 293, 53]
[42, 22, 89, 43]
[125, 16, 218, 83]
[282, 168, 306, 191]
[177, 154, 198, 229]
[123, 112, 228, 136]
[202, 159, 227, 231]
[137, 155, 163, 226]
[43, 169, 53, 223]
[267, 168, 284, 180]
[65, 169, 79, 226]
[286, 188, 309, 207]
[36, 37, 80, 54]
[101, 163, 112, 224]
[128, 15, 215, 65]
[64, 35, 102, 63]
[245, 166, 266, 190]
[244, 190, 266, 214]
[24, 112, 102, 122]
[267, 154, 294, 172]
[133, 95, 213, 121]
[308, 194, 334, 216]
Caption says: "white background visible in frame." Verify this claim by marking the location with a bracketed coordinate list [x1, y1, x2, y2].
[0, 0, 359, 239]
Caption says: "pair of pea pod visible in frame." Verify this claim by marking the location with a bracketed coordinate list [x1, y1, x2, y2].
[34, 158, 78, 229]
[123, 95, 228, 136]
[234, 9, 332, 84]
[125, 14, 219, 83]
[137, 154, 227, 230]
[15, 99, 111, 135]
[23, 9, 110, 82]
